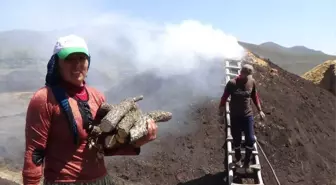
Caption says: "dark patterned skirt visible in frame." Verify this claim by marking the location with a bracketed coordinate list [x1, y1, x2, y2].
[43, 174, 115, 185]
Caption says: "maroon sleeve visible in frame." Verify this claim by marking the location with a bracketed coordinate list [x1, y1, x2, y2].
[219, 81, 232, 107]
[251, 81, 262, 112]
[22, 90, 51, 185]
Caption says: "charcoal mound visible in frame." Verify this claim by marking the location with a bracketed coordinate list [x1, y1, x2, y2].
[105, 60, 336, 185]
[252, 62, 336, 185]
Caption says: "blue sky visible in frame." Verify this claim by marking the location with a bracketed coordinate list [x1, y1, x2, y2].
[1, 0, 335, 55]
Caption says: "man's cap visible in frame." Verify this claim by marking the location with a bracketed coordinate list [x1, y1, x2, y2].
[53, 35, 89, 60]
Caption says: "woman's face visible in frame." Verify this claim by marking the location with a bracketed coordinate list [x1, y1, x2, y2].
[58, 52, 89, 86]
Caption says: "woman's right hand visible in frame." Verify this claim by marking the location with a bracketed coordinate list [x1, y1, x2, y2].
[133, 119, 158, 147]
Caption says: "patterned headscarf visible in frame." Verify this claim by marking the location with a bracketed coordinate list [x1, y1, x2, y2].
[45, 54, 91, 145]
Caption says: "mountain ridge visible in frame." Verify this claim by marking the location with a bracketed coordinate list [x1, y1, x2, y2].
[238, 41, 336, 75]
[258, 41, 327, 55]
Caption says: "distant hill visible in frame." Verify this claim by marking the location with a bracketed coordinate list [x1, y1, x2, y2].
[0, 30, 54, 61]
[239, 41, 336, 75]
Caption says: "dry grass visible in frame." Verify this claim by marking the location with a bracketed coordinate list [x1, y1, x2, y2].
[245, 51, 269, 67]
[301, 60, 336, 84]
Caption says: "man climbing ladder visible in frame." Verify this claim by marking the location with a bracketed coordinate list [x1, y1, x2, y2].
[218, 64, 266, 169]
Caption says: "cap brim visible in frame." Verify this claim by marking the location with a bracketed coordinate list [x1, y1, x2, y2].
[57, 47, 89, 60]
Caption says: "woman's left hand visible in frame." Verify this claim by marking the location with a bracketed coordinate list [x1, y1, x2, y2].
[133, 119, 158, 147]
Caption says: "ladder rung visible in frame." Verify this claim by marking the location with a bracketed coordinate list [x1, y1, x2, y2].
[228, 150, 258, 155]
[227, 136, 247, 142]
[226, 65, 241, 70]
[229, 164, 261, 172]
[249, 164, 261, 170]
[226, 135, 257, 142]
[242, 135, 258, 141]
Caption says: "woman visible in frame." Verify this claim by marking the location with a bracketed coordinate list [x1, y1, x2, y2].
[22, 35, 157, 185]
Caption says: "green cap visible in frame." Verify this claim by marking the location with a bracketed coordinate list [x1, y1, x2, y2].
[57, 47, 89, 60]
[53, 35, 90, 60]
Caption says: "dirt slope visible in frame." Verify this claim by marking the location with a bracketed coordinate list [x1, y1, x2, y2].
[302, 60, 336, 95]
[252, 61, 336, 185]
[103, 57, 336, 185]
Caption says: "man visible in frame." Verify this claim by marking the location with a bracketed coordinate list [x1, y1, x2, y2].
[218, 64, 265, 168]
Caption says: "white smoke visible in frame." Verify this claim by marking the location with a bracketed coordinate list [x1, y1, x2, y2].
[135, 20, 245, 77]
[81, 14, 246, 78]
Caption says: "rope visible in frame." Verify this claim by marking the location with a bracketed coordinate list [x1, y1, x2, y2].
[256, 140, 281, 185]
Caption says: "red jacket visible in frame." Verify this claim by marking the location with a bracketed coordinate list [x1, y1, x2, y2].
[22, 85, 139, 185]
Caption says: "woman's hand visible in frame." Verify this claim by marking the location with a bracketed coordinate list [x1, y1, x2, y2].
[133, 119, 158, 147]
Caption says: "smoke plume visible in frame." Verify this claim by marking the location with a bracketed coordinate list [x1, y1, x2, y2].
[83, 14, 245, 78]
[74, 13, 247, 139]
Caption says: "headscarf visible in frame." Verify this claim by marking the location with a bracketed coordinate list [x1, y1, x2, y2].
[45, 53, 91, 145]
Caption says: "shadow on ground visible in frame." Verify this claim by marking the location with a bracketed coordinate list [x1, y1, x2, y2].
[177, 172, 227, 185]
